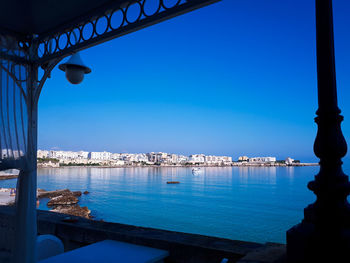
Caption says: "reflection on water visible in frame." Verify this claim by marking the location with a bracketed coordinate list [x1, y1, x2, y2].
[238, 167, 277, 186]
[0, 166, 319, 244]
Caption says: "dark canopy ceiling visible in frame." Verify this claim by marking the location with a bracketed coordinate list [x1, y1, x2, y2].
[0, 0, 126, 37]
[0, 0, 219, 63]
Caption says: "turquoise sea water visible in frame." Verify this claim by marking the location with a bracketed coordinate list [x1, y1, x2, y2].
[2, 164, 349, 244]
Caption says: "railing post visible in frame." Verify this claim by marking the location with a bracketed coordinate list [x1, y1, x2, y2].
[287, 0, 350, 262]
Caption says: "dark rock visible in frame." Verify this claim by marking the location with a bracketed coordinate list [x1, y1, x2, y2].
[50, 204, 91, 219]
[83, 191, 90, 195]
[72, 191, 82, 197]
[38, 189, 71, 199]
[40, 188, 91, 219]
[47, 194, 78, 207]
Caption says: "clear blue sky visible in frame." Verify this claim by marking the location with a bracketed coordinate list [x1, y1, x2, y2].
[38, 0, 350, 162]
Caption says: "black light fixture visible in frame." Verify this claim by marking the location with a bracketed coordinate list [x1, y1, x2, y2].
[58, 52, 91, 84]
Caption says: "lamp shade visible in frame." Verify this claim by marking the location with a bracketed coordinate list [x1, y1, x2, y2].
[58, 52, 91, 84]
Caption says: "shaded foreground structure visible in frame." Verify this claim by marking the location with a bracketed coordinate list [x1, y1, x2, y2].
[0, 0, 349, 262]
[0, 206, 275, 263]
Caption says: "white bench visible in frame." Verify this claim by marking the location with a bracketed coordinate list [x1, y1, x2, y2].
[38, 239, 169, 263]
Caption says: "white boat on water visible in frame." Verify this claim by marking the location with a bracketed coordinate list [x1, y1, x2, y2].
[192, 168, 203, 175]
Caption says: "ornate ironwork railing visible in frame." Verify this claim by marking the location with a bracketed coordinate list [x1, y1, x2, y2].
[0, 35, 29, 64]
[34, 0, 219, 64]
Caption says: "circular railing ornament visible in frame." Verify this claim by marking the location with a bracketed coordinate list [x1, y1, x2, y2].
[39, 0, 185, 57]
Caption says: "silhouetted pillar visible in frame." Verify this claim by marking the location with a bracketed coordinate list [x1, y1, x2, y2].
[13, 64, 38, 263]
[287, 0, 350, 262]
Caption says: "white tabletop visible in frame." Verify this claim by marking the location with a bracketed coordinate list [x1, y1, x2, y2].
[39, 239, 169, 263]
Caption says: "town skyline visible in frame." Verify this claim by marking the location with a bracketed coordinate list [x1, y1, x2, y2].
[37, 148, 301, 165]
[37, 148, 297, 162]
[36, 148, 319, 169]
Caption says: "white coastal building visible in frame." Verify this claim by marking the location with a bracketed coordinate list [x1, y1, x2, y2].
[248, 157, 276, 163]
[177, 155, 189, 164]
[129, 153, 148, 163]
[188, 154, 233, 164]
[111, 153, 122, 160]
[238, 156, 249, 161]
[77, 151, 89, 159]
[146, 152, 168, 163]
[205, 155, 232, 164]
[285, 157, 295, 165]
[37, 150, 49, 159]
[170, 154, 178, 164]
[189, 154, 205, 164]
[49, 150, 79, 160]
[88, 151, 112, 160]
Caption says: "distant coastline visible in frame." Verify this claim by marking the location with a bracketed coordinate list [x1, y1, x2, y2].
[38, 162, 319, 169]
[35, 149, 318, 168]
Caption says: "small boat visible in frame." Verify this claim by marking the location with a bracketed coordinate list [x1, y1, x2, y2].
[167, 181, 180, 184]
[192, 168, 202, 175]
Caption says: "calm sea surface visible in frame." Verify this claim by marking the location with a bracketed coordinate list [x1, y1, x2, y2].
[3, 164, 350, 244]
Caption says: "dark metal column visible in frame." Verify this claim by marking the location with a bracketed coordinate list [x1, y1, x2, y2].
[13, 64, 38, 263]
[287, 0, 350, 262]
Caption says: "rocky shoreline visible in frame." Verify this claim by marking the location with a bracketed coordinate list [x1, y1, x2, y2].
[37, 188, 91, 219]
[0, 187, 92, 218]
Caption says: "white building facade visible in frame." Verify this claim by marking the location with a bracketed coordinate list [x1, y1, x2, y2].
[37, 150, 49, 159]
[189, 154, 205, 164]
[88, 151, 112, 160]
[248, 157, 276, 163]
